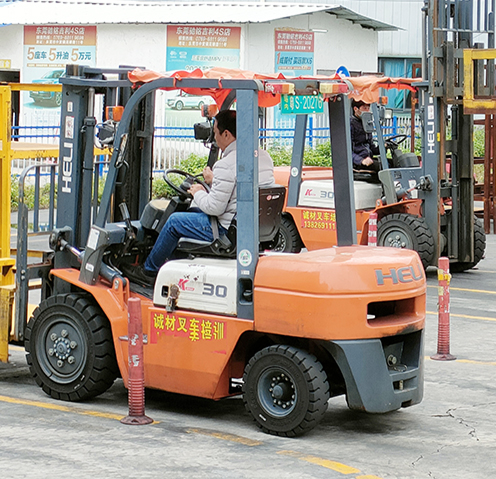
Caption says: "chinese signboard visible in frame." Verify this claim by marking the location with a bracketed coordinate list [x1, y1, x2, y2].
[150, 310, 226, 344]
[301, 209, 336, 230]
[281, 93, 324, 115]
[274, 30, 314, 76]
[23, 25, 96, 111]
[166, 25, 241, 72]
[0, 60, 11, 69]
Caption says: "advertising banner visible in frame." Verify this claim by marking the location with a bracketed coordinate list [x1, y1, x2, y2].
[23, 25, 96, 113]
[274, 30, 314, 76]
[166, 25, 240, 72]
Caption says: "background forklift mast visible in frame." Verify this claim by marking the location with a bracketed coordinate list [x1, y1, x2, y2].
[422, 0, 494, 267]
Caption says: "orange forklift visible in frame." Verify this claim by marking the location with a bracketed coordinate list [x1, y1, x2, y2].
[271, 87, 485, 272]
[18, 65, 425, 436]
[270, 0, 490, 274]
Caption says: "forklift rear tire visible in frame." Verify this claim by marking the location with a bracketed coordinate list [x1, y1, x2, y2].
[243, 345, 330, 437]
[273, 215, 303, 253]
[25, 293, 118, 401]
[449, 217, 486, 272]
[377, 213, 435, 269]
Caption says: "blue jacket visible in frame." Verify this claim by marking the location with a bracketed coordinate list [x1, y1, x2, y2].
[350, 114, 379, 166]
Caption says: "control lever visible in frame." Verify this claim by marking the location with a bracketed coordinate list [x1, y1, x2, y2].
[119, 202, 136, 254]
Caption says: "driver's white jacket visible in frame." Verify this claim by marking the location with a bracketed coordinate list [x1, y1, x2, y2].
[193, 140, 275, 229]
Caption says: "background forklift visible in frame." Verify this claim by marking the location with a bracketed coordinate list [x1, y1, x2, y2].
[271, 0, 493, 273]
[11, 64, 426, 437]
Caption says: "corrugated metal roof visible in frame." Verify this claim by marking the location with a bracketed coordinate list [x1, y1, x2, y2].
[0, 1, 397, 30]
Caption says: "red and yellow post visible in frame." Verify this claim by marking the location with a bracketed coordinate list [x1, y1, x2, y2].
[431, 257, 456, 361]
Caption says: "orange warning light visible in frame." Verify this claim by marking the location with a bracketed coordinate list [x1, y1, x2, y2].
[319, 82, 349, 95]
[265, 82, 295, 95]
[106, 106, 124, 121]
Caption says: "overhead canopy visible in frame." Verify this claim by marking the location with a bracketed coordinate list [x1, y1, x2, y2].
[128, 67, 417, 107]
[0, 1, 396, 30]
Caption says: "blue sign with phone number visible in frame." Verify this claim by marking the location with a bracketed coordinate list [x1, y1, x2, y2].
[281, 94, 324, 115]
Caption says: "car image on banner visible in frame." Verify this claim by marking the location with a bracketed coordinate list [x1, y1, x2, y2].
[29, 69, 65, 107]
[167, 92, 213, 110]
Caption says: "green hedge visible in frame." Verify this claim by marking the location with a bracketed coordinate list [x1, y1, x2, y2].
[10, 175, 54, 212]
[10, 129, 488, 209]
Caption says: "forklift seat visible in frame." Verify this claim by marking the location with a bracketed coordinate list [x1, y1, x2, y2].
[176, 185, 286, 257]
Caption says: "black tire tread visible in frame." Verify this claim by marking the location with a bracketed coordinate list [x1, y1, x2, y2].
[275, 215, 303, 253]
[450, 217, 486, 272]
[25, 293, 118, 401]
[243, 345, 329, 437]
[377, 213, 435, 268]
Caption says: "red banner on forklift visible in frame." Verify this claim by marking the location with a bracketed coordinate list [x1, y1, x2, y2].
[128, 67, 417, 108]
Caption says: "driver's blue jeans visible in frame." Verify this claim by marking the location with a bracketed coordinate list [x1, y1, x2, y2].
[144, 211, 227, 274]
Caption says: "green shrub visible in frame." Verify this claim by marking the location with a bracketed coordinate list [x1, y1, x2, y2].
[152, 154, 208, 199]
[10, 175, 56, 212]
[474, 126, 485, 158]
[268, 141, 332, 167]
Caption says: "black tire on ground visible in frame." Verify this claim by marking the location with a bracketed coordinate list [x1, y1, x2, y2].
[175, 101, 184, 111]
[243, 345, 330, 437]
[272, 215, 303, 253]
[377, 213, 435, 269]
[25, 293, 118, 401]
[450, 217, 486, 272]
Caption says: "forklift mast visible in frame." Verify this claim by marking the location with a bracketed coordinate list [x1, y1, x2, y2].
[422, 0, 495, 264]
[55, 66, 153, 268]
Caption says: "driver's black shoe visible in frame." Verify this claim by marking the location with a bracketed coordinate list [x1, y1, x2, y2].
[121, 264, 156, 287]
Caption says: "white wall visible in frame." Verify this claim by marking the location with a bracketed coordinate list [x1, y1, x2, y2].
[0, 13, 378, 76]
[96, 24, 167, 72]
[332, 0, 423, 58]
[0, 25, 24, 73]
[245, 11, 378, 74]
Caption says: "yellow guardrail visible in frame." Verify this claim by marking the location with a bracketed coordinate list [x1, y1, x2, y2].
[463, 48, 496, 114]
[1, 84, 16, 361]
[0, 82, 108, 361]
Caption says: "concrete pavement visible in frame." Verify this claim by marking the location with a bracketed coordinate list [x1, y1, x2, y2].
[1, 237, 496, 479]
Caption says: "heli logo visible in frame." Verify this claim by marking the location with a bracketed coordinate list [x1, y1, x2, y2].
[61, 141, 73, 193]
[178, 279, 194, 291]
[305, 189, 316, 197]
[375, 264, 423, 285]
[427, 97, 436, 154]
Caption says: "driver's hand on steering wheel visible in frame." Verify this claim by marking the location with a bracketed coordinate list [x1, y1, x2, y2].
[202, 166, 214, 185]
[189, 183, 207, 196]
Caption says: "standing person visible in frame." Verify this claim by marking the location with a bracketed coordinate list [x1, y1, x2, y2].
[350, 99, 381, 172]
[123, 109, 275, 286]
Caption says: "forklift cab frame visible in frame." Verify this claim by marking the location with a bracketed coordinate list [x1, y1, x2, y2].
[53, 66, 358, 321]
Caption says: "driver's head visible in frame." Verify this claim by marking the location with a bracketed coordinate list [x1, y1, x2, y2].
[214, 110, 236, 151]
[352, 99, 370, 118]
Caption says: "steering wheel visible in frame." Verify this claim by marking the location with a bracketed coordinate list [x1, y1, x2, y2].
[385, 134, 408, 149]
[164, 169, 210, 199]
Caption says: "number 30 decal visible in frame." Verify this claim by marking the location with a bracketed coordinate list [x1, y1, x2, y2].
[202, 283, 228, 297]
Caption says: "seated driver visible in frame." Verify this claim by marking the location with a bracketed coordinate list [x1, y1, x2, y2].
[350, 99, 381, 172]
[124, 109, 275, 285]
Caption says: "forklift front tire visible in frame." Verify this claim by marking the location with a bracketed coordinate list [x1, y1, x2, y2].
[377, 213, 435, 269]
[449, 217, 486, 272]
[243, 345, 330, 437]
[25, 293, 118, 401]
